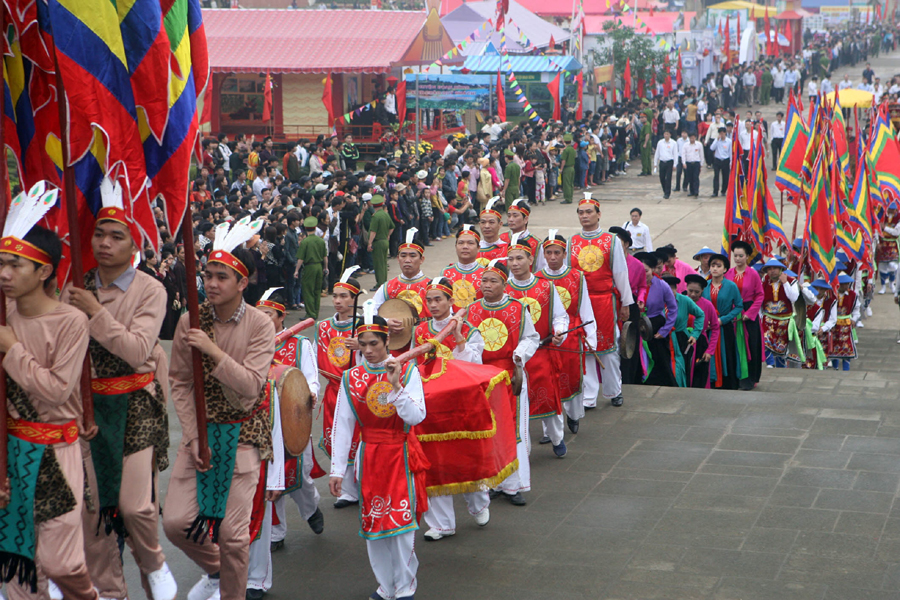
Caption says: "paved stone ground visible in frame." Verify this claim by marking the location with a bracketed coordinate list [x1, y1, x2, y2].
[117, 52, 900, 599]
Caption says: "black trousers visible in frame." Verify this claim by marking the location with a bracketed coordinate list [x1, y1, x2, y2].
[713, 157, 730, 196]
[685, 162, 700, 196]
[771, 138, 783, 169]
[658, 160, 673, 196]
[675, 158, 684, 191]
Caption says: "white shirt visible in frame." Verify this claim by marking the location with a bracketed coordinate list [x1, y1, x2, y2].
[743, 72, 757, 87]
[769, 120, 785, 140]
[663, 108, 680, 124]
[722, 74, 733, 90]
[385, 92, 397, 115]
[772, 68, 785, 87]
[820, 78, 833, 94]
[874, 84, 885, 104]
[541, 266, 598, 350]
[294, 145, 309, 168]
[681, 141, 704, 164]
[808, 81, 818, 96]
[858, 83, 874, 93]
[738, 128, 760, 151]
[510, 274, 569, 340]
[624, 221, 653, 252]
[710, 137, 732, 160]
[330, 362, 425, 478]
[839, 78, 854, 90]
[654, 139, 678, 164]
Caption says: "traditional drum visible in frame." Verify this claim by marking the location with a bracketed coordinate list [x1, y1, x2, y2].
[268, 364, 313, 456]
[378, 298, 419, 350]
[415, 358, 519, 497]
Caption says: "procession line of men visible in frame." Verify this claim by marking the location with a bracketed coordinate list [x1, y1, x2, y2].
[0, 181, 876, 600]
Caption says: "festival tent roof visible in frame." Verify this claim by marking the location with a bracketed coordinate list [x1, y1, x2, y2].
[451, 54, 582, 72]
[584, 12, 683, 35]
[706, 1, 779, 18]
[775, 9, 813, 19]
[442, 0, 570, 54]
[203, 9, 429, 74]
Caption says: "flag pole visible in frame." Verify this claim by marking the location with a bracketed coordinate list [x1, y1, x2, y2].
[180, 205, 210, 470]
[53, 55, 96, 437]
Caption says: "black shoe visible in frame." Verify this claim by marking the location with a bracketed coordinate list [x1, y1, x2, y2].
[370, 593, 383, 600]
[270, 539, 284, 552]
[674, 187, 680, 192]
[711, 193, 718, 197]
[663, 194, 670, 199]
[307, 507, 324, 534]
[611, 395, 624, 407]
[333, 499, 358, 509]
[507, 492, 527, 506]
[488, 489, 503, 499]
[567, 416, 579, 434]
[246, 589, 265, 600]
[369, 285, 380, 292]
[538, 435, 552, 444]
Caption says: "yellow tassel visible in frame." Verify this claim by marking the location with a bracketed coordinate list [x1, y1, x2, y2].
[425, 459, 519, 497]
[416, 371, 511, 442]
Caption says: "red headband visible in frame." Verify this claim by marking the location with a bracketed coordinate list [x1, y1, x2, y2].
[334, 281, 361, 295]
[399, 242, 424, 256]
[0, 236, 51, 265]
[509, 203, 530, 216]
[208, 250, 250, 278]
[458, 228, 481, 241]
[96, 206, 130, 229]
[507, 243, 533, 257]
[426, 283, 453, 297]
[542, 238, 567, 250]
[257, 300, 285, 313]
[485, 266, 508, 281]
[357, 323, 389, 335]
[480, 208, 502, 221]
[578, 197, 601, 210]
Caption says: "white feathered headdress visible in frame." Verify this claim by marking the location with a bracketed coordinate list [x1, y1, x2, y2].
[399, 227, 423, 254]
[1, 181, 59, 265]
[257, 287, 286, 312]
[208, 215, 266, 277]
[481, 196, 501, 217]
[335, 265, 362, 295]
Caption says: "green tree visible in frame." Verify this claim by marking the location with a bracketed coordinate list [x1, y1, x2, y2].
[589, 21, 668, 96]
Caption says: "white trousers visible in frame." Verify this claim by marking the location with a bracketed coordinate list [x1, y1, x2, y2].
[423, 492, 489, 534]
[247, 443, 321, 591]
[272, 444, 321, 542]
[496, 377, 531, 494]
[368, 532, 418, 599]
[539, 413, 565, 446]
[564, 395, 585, 421]
[583, 351, 622, 407]
[339, 462, 360, 502]
[247, 503, 274, 591]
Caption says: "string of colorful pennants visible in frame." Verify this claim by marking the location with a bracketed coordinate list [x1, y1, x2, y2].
[618, 0, 654, 34]
[506, 18, 578, 85]
[496, 24, 542, 124]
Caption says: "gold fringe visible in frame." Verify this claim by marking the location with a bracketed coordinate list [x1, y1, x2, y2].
[426, 459, 519, 497]
[417, 371, 511, 442]
[420, 356, 448, 382]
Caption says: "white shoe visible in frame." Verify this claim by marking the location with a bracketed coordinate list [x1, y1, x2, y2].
[148, 563, 177, 600]
[857, 321, 864, 328]
[187, 575, 219, 600]
[48, 581, 63, 600]
[866, 306, 873, 317]
[423, 527, 454, 541]
[474, 507, 490, 527]
[766, 364, 774, 369]
[879, 286, 886, 294]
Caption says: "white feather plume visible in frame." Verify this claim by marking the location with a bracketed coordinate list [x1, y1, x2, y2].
[583, 191, 593, 200]
[483, 197, 500, 213]
[100, 176, 123, 210]
[487, 257, 507, 269]
[3, 181, 58, 239]
[405, 227, 418, 245]
[509, 231, 522, 247]
[362, 299, 376, 324]
[260, 287, 283, 303]
[214, 217, 266, 253]
[340, 265, 361, 283]
[548, 228, 559, 242]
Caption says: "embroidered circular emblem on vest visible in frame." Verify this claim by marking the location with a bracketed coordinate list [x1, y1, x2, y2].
[452, 279, 478, 308]
[365, 381, 397, 417]
[478, 317, 509, 352]
[419, 335, 454, 360]
[327, 337, 351, 367]
[397, 289, 423, 315]
[555, 285, 572, 310]
[521, 297, 542, 325]
[577, 245, 604, 273]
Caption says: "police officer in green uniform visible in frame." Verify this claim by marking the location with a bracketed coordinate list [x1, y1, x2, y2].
[560, 134, 576, 204]
[760, 67, 773, 105]
[639, 113, 653, 176]
[367, 194, 394, 291]
[296, 216, 327, 319]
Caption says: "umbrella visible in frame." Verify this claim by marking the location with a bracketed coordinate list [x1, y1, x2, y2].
[825, 89, 874, 108]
